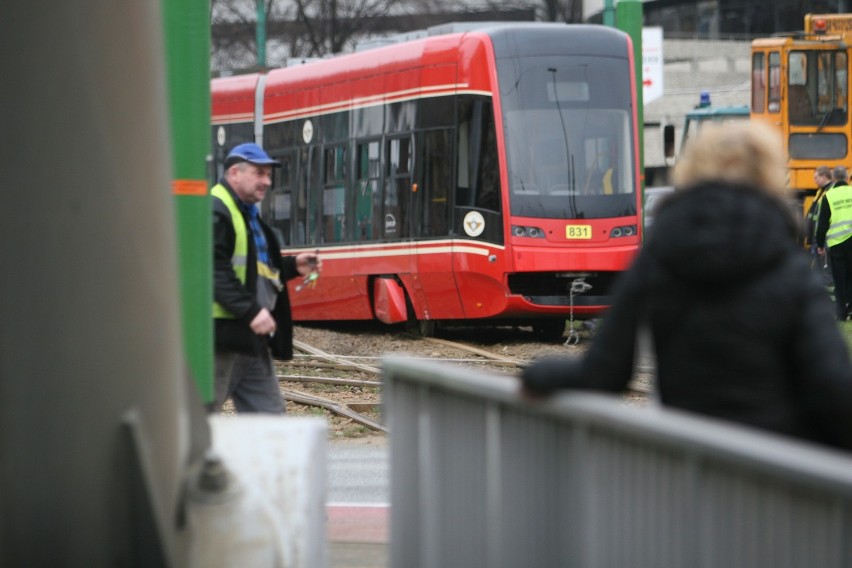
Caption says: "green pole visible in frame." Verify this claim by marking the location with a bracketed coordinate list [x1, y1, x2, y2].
[603, 0, 616, 27]
[616, 0, 644, 192]
[162, 0, 214, 402]
[257, 0, 267, 67]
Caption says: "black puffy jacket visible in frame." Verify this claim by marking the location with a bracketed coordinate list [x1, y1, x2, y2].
[522, 182, 852, 450]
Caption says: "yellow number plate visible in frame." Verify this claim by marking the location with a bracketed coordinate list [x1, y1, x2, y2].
[565, 225, 592, 239]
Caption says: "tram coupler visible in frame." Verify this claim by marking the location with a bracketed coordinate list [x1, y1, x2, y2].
[565, 328, 581, 345]
[565, 277, 593, 346]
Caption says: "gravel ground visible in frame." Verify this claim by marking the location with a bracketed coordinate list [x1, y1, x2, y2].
[294, 320, 585, 361]
[227, 320, 653, 441]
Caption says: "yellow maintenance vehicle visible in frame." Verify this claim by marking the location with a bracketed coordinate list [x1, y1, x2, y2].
[751, 13, 852, 213]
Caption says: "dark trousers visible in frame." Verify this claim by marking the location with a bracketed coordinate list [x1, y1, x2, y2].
[829, 237, 852, 319]
[811, 245, 835, 287]
[214, 349, 285, 413]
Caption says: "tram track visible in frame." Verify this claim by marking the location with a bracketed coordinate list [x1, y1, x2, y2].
[280, 335, 530, 433]
[414, 333, 652, 394]
[280, 386, 387, 433]
[279, 326, 654, 435]
[278, 339, 385, 433]
[414, 335, 525, 368]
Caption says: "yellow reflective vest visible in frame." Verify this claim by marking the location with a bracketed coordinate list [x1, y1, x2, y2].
[211, 183, 247, 319]
[825, 183, 852, 248]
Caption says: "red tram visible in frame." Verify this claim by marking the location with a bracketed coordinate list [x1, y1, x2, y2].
[211, 23, 642, 338]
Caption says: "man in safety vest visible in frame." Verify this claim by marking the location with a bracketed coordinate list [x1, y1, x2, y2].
[805, 165, 836, 287]
[816, 166, 852, 321]
[805, 165, 834, 250]
[212, 143, 320, 413]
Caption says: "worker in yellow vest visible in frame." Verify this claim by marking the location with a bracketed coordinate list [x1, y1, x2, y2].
[212, 143, 320, 413]
[816, 166, 852, 321]
[805, 165, 834, 249]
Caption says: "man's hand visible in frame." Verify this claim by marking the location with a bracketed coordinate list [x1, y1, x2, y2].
[296, 251, 321, 276]
[250, 308, 277, 336]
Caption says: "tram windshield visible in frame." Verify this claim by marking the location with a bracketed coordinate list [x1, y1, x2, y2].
[498, 55, 636, 219]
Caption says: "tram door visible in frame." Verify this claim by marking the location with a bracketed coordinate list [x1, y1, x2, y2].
[383, 135, 412, 242]
[411, 128, 463, 319]
[294, 144, 320, 246]
[383, 134, 425, 313]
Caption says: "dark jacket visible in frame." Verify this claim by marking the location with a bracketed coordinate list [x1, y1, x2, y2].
[522, 182, 852, 450]
[804, 181, 833, 246]
[213, 180, 300, 360]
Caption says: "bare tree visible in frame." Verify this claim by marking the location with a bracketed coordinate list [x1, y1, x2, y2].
[210, 0, 580, 72]
[409, 0, 580, 23]
[212, 0, 297, 70]
[212, 0, 410, 69]
[291, 0, 408, 56]
[538, 0, 581, 22]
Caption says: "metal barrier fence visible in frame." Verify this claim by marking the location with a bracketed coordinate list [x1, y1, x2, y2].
[383, 356, 852, 568]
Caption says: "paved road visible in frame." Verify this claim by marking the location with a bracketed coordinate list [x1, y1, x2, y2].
[327, 436, 390, 568]
[328, 436, 389, 504]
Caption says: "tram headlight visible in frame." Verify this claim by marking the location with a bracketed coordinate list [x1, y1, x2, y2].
[610, 224, 636, 238]
[511, 225, 546, 238]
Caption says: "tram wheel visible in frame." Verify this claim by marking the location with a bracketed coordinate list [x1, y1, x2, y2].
[532, 319, 566, 342]
[417, 319, 437, 337]
[405, 314, 437, 337]
[403, 290, 437, 337]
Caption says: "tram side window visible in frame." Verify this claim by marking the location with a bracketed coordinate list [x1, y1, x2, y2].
[385, 136, 412, 239]
[322, 145, 347, 243]
[356, 141, 381, 240]
[478, 113, 500, 212]
[421, 129, 452, 237]
[263, 152, 294, 245]
[769, 51, 781, 113]
[752, 52, 765, 113]
[457, 97, 500, 212]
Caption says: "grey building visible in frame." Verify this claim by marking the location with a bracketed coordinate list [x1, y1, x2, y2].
[582, 1, 850, 179]
[585, 0, 849, 38]
[643, 38, 751, 180]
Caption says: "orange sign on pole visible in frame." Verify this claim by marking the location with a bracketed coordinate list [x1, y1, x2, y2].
[172, 179, 208, 196]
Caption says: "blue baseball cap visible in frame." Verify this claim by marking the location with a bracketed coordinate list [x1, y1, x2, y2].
[224, 143, 280, 168]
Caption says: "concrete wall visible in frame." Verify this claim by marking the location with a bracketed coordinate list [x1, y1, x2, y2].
[644, 38, 752, 175]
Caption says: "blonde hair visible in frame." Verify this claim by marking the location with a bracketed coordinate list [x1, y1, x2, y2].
[671, 120, 786, 195]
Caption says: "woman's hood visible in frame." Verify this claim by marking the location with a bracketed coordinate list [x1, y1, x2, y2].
[644, 182, 800, 288]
